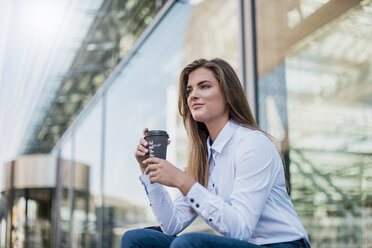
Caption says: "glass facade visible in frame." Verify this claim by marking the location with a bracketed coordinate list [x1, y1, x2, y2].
[1, 0, 371, 248]
[255, 0, 372, 247]
[24, 0, 168, 155]
[56, 0, 240, 247]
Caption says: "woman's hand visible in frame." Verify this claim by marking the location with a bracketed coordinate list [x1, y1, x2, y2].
[134, 128, 172, 174]
[143, 157, 196, 196]
[135, 128, 150, 174]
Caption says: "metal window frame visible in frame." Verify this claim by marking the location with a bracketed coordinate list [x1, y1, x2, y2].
[5, 161, 15, 248]
[238, 0, 259, 123]
[54, 152, 62, 248]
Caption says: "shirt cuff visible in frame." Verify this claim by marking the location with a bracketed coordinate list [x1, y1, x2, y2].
[186, 182, 222, 230]
[186, 182, 210, 213]
[139, 174, 162, 194]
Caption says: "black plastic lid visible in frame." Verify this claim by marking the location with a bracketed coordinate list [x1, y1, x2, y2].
[145, 130, 169, 138]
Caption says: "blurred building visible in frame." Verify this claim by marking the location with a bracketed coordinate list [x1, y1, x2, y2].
[0, 0, 371, 247]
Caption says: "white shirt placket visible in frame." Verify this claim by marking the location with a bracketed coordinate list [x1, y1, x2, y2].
[208, 147, 218, 195]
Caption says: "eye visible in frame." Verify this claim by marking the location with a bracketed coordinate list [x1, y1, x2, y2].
[201, 84, 210, 89]
[186, 88, 192, 96]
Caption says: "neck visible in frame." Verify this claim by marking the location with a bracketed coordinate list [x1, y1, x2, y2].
[205, 116, 229, 142]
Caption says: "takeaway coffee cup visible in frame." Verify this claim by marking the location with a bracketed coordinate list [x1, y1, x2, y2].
[144, 130, 169, 159]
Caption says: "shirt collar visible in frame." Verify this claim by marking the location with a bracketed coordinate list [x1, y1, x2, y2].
[207, 120, 239, 159]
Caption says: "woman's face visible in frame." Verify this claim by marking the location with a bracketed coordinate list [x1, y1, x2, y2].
[186, 67, 228, 125]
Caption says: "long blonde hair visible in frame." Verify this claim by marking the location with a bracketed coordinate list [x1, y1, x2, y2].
[178, 58, 289, 192]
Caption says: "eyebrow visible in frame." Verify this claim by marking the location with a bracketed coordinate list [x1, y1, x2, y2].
[187, 80, 211, 88]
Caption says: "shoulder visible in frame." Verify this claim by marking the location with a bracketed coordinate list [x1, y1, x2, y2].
[230, 125, 282, 174]
[233, 124, 273, 148]
[229, 124, 277, 159]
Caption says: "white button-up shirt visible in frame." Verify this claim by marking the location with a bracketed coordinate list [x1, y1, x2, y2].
[140, 120, 309, 245]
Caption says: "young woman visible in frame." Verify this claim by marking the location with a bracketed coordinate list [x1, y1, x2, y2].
[121, 58, 310, 248]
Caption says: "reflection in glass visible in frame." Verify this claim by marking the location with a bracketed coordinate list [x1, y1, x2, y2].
[25, 0, 167, 154]
[11, 189, 53, 248]
[1, 218, 5, 248]
[59, 142, 94, 248]
[256, 0, 372, 247]
[74, 99, 103, 248]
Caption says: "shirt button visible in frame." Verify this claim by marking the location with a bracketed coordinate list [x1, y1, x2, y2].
[190, 198, 194, 203]
[196, 203, 200, 208]
[209, 218, 213, 222]
[212, 183, 215, 187]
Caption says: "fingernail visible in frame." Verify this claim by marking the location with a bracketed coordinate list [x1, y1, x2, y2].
[145, 149, 148, 152]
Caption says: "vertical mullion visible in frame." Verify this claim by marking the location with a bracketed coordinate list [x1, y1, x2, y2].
[5, 161, 15, 248]
[54, 151, 62, 248]
[238, 0, 259, 123]
[67, 133, 75, 247]
[250, 0, 259, 125]
[238, 0, 247, 92]
[98, 92, 106, 248]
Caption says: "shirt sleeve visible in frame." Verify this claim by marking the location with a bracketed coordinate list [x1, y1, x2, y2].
[139, 173, 198, 236]
[185, 133, 280, 241]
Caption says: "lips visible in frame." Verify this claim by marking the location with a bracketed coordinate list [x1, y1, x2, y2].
[192, 103, 204, 109]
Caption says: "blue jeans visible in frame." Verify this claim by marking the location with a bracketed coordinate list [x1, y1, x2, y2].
[121, 229, 310, 248]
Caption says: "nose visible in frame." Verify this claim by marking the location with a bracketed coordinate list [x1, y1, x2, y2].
[189, 88, 199, 101]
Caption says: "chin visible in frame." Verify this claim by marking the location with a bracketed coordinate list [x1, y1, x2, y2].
[191, 114, 205, 123]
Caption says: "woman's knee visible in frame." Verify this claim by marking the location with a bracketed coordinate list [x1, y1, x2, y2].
[170, 233, 202, 248]
[122, 228, 175, 248]
[121, 229, 146, 248]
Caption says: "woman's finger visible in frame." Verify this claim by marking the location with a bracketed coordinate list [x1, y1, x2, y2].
[135, 145, 147, 158]
[149, 170, 160, 183]
[137, 143, 148, 153]
[143, 157, 161, 165]
[140, 138, 148, 147]
[144, 164, 157, 174]
[150, 174, 157, 184]
[143, 128, 149, 136]
[138, 138, 148, 148]
[149, 170, 159, 178]
[135, 150, 146, 157]
[167, 139, 171, 146]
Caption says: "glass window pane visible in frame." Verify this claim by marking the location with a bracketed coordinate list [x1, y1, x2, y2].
[255, 1, 372, 247]
[74, 100, 103, 248]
